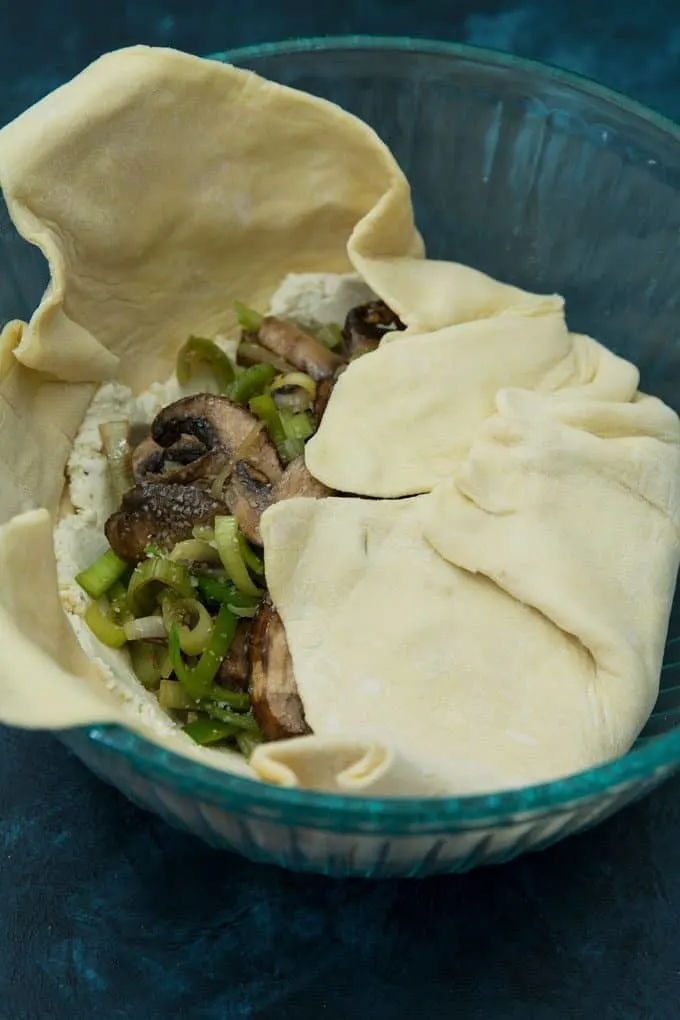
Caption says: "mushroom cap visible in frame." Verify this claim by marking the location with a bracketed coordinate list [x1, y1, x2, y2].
[104, 482, 227, 563]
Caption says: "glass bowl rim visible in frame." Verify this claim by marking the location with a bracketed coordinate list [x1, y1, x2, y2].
[77, 35, 680, 829]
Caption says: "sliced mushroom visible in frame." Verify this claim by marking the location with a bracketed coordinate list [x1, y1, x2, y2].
[147, 393, 282, 496]
[258, 316, 344, 381]
[152, 394, 281, 481]
[105, 482, 227, 563]
[224, 455, 331, 545]
[223, 461, 274, 546]
[237, 339, 295, 374]
[132, 434, 208, 484]
[250, 600, 311, 741]
[342, 300, 406, 357]
[216, 619, 252, 692]
[274, 457, 332, 503]
[313, 377, 335, 421]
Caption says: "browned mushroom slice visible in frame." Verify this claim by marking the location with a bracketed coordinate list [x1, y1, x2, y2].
[132, 434, 208, 483]
[342, 300, 406, 357]
[152, 394, 281, 483]
[223, 461, 274, 545]
[258, 316, 344, 381]
[216, 619, 252, 692]
[313, 377, 335, 421]
[224, 455, 331, 546]
[237, 340, 295, 374]
[104, 482, 228, 563]
[250, 600, 311, 741]
[273, 457, 332, 502]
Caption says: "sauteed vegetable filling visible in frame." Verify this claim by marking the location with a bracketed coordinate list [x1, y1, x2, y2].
[74, 298, 404, 754]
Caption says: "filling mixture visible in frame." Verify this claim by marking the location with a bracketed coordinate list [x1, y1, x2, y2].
[57, 275, 404, 757]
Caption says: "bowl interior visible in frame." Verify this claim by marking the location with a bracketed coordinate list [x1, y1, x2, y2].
[3, 38, 680, 824]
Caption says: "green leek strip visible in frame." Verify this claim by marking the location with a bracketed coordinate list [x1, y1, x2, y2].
[214, 517, 261, 596]
[99, 421, 134, 503]
[196, 576, 261, 612]
[211, 688, 251, 712]
[234, 300, 264, 333]
[76, 549, 128, 599]
[192, 525, 215, 543]
[159, 677, 197, 711]
[184, 717, 238, 746]
[269, 372, 317, 399]
[198, 701, 262, 734]
[84, 600, 127, 649]
[169, 603, 237, 699]
[236, 731, 263, 758]
[129, 642, 166, 691]
[158, 677, 250, 712]
[237, 533, 264, 576]
[248, 393, 295, 464]
[124, 615, 167, 641]
[228, 363, 277, 405]
[279, 409, 314, 442]
[107, 581, 134, 625]
[127, 557, 194, 616]
[228, 604, 259, 619]
[161, 597, 214, 655]
[314, 323, 343, 350]
[176, 335, 235, 391]
[169, 539, 219, 564]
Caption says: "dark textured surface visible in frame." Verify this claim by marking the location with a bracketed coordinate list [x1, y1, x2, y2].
[3, 2, 680, 1018]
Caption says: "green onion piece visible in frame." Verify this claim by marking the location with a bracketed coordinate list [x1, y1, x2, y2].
[124, 615, 167, 642]
[169, 603, 237, 699]
[237, 533, 264, 576]
[169, 539, 219, 564]
[248, 392, 296, 464]
[108, 581, 134, 625]
[127, 557, 194, 616]
[234, 301, 264, 333]
[99, 421, 134, 503]
[314, 323, 344, 350]
[210, 688, 251, 712]
[236, 731, 263, 759]
[162, 597, 214, 655]
[144, 543, 164, 559]
[214, 517, 261, 596]
[279, 409, 315, 442]
[184, 717, 238, 746]
[198, 701, 262, 734]
[192, 525, 215, 543]
[196, 576, 261, 611]
[84, 600, 127, 649]
[129, 642, 166, 690]
[76, 549, 128, 599]
[159, 677, 198, 711]
[176, 335, 235, 391]
[269, 372, 317, 399]
[228, 363, 277, 405]
[228, 604, 259, 619]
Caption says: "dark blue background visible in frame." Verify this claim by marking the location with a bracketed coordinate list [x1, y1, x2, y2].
[2, 2, 680, 1017]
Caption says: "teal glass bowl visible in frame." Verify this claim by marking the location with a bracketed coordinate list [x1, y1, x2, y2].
[5, 37, 680, 877]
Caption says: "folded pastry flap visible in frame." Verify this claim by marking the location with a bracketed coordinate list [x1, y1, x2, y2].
[0, 46, 421, 391]
[261, 496, 613, 795]
[0, 320, 94, 522]
[0, 509, 124, 727]
[252, 735, 441, 795]
[421, 387, 680, 753]
[305, 311, 576, 496]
